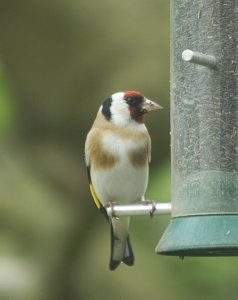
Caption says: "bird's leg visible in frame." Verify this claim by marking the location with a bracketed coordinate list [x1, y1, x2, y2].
[108, 201, 119, 219]
[141, 197, 156, 218]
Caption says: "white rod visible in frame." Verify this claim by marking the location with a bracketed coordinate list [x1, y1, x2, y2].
[106, 202, 172, 217]
[182, 49, 217, 68]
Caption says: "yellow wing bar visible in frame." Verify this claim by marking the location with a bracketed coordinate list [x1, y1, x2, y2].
[89, 182, 101, 209]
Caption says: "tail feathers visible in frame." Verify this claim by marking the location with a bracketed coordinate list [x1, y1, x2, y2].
[109, 224, 134, 271]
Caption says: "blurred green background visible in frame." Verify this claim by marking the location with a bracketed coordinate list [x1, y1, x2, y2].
[0, 1, 238, 299]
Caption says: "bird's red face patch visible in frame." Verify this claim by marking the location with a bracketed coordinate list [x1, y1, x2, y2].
[124, 91, 145, 123]
[124, 91, 144, 100]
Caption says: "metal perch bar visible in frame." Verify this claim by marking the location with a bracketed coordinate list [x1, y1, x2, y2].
[182, 49, 217, 68]
[106, 202, 172, 217]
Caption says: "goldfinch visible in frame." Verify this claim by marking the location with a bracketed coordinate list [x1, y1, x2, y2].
[85, 91, 162, 270]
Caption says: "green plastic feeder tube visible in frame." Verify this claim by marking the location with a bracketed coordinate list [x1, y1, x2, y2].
[156, 0, 238, 256]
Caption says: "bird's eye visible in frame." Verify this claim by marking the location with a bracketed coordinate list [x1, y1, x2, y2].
[126, 97, 136, 105]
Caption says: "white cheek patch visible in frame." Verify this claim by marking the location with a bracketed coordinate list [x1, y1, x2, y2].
[110, 92, 131, 127]
[111, 104, 130, 127]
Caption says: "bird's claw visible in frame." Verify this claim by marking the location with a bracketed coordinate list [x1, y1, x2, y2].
[149, 202, 156, 217]
[142, 199, 156, 218]
[108, 201, 119, 219]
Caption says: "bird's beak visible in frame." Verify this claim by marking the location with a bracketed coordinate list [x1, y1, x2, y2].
[142, 98, 163, 113]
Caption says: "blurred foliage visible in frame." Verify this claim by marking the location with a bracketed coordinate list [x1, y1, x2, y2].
[0, 0, 238, 300]
[0, 72, 14, 136]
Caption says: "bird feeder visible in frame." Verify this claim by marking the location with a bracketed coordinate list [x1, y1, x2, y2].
[156, 0, 238, 256]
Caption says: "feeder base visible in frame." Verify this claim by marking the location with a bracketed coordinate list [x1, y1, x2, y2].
[156, 215, 238, 256]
